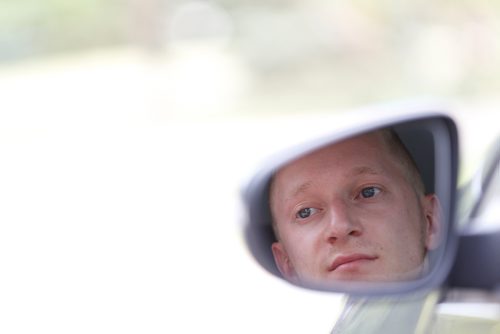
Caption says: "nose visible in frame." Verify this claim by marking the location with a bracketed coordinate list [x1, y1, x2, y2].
[324, 200, 362, 243]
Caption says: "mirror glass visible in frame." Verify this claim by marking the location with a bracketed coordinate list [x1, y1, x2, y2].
[244, 116, 457, 293]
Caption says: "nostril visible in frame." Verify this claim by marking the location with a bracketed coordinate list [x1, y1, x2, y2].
[349, 230, 361, 237]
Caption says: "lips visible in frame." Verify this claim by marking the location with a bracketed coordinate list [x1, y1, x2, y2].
[329, 254, 378, 272]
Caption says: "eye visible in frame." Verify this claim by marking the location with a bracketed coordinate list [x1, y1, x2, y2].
[296, 207, 318, 219]
[359, 186, 382, 199]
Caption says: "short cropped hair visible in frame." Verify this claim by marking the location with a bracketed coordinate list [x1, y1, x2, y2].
[380, 128, 425, 196]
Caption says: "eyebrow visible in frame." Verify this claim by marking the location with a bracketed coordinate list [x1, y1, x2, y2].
[347, 166, 383, 177]
[291, 181, 312, 197]
[285, 166, 384, 199]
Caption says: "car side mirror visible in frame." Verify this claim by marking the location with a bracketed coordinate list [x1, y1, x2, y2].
[242, 109, 459, 295]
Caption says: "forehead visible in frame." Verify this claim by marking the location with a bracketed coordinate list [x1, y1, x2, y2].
[276, 132, 392, 178]
[269, 132, 409, 207]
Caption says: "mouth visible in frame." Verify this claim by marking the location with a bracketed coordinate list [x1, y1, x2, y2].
[328, 254, 378, 272]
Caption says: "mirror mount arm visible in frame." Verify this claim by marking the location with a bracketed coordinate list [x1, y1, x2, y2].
[446, 229, 500, 290]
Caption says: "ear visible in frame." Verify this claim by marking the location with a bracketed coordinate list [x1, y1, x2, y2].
[422, 194, 442, 250]
[271, 242, 298, 282]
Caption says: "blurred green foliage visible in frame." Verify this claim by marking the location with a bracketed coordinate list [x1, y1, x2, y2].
[0, 0, 128, 61]
[1, 0, 500, 110]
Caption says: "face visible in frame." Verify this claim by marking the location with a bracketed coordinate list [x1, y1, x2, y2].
[270, 131, 441, 285]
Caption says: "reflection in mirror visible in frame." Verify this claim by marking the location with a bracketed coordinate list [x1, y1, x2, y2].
[268, 128, 443, 287]
[242, 112, 462, 294]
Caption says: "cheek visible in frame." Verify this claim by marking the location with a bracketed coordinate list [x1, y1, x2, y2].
[366, 193, 426, 256]
[394, 188, 426, 233]
[281, 227, 322, 266]
[391, 207, 427, 264]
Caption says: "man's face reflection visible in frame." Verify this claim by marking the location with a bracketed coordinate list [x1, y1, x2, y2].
[269, 131, 441, 285]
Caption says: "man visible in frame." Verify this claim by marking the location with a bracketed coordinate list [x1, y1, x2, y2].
[269, 129, 441, 285]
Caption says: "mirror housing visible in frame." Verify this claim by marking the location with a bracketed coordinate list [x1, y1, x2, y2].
[242, 108, 459, 295]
